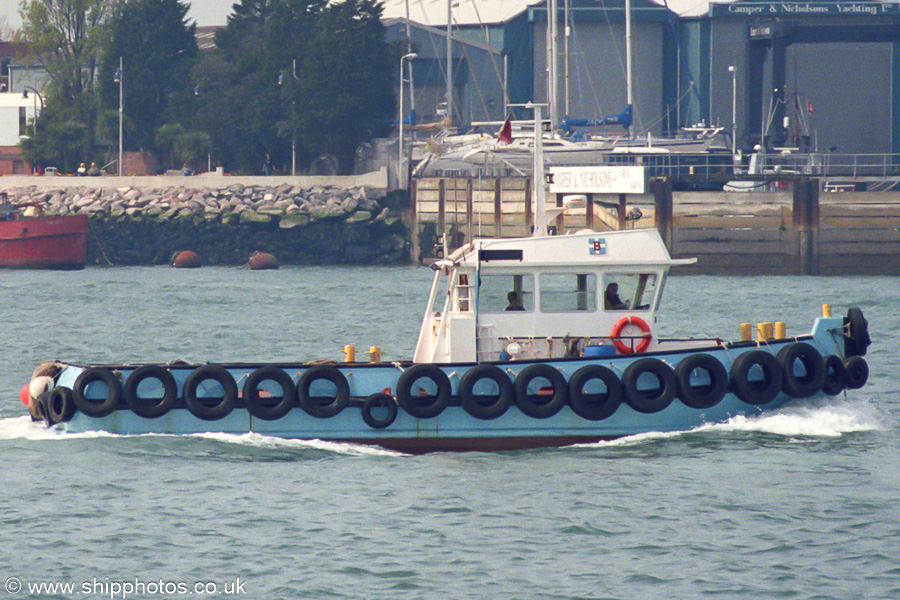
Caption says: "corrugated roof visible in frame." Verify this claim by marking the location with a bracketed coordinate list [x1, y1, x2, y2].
[377, 0, 730, 26]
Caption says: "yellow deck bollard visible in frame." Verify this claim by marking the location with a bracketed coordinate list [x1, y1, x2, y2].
[822, 303, 832, 317]
[774, 322, 786, 339]
[343, 345, 356, 362]
[369, 346, 382, 363]
[740, 323, 752, 341]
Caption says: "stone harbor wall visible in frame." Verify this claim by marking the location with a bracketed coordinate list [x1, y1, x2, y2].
[2, 177, 409, 266]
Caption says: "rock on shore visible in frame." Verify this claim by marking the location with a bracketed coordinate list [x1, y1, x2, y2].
[2, 182, 409, 266]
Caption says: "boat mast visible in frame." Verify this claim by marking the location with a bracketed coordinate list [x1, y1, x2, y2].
[548, 0, 559, 132]
[406, 0, 415, 116]
[625, 0, 633, 134]
[446, 0, 453, 128]
[564, 0, 570, 117]
[531, 103, 548, 237]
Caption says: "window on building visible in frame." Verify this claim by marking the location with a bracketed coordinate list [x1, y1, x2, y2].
[479, 273, 534, 312]
[19, 107, 27, 136]
[540, 273, 597, 312]
[603, 273, 658, 311]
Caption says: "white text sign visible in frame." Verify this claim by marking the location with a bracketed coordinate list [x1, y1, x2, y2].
[549, 166, 647, 194]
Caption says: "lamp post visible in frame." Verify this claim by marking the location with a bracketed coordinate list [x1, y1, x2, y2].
[22, 86, 43, 135]
[399, 52, 417, 188]
[114, 56, 123, 175]
[278, 59, 300, 176]
[728, 65, 737, 154]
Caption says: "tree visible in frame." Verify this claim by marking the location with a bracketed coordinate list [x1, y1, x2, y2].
[19, 0, 115, 106]
[98, 0, 198, 150]
[19, 0, 118, 161]
[194, 0, 394, 174]
[292, 0, 394, 172]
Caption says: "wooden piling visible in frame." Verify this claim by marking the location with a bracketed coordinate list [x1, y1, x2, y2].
[653, 178, 674, 252]
[493, 178, 502, 237]
[793, 178, 820, 275]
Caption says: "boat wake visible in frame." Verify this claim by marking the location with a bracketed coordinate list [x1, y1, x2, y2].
[190, 431, 402, 457]
[0, 416, 401, 456]
[583, 397, 881, 448]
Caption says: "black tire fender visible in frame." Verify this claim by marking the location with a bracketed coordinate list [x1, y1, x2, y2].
[396, 364, 451, 419]
[183, 365, 238, 421]
[844, 356, 869, 390]
[298, 365, 349, 418]
[729, 350, 783, 405]
[514, 364, 568, 419]
[73, 367, 123, 418]
[459, 364, 514, 420]
[124, 365, 178, 419]
[244, 366, 297, 421]
[622, 358, 677, 414]
[821, 355, 847, 396]
[567, 364, 622, 421]
[361, 393, 398, 429]
[844, 307, 871, 357]
[674, 354, 729, 409]
[776, 342, 826, 398]
[46, 387, 76, 425]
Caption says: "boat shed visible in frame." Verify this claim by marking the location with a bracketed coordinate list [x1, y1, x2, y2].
[383, 0, 900, 155]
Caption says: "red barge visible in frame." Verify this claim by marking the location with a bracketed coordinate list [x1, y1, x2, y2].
[0, 197, 89, 270]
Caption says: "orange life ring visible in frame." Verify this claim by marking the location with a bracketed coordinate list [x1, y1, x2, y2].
[611, 316, 652, 354]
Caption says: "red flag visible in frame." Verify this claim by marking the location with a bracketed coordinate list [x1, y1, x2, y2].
[806, 100, 815, 115]
[497, 118, 512, 144]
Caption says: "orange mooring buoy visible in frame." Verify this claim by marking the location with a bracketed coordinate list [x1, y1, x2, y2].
[248, 251, 279, 270]
[172, 250, 202, 268]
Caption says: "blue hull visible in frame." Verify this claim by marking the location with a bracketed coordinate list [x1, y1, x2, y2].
[47, 317, 850, 453]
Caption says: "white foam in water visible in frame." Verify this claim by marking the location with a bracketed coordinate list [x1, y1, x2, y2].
[700, 401, 881, 438]
[0, 416, 119, 441]
[0, 416, 402, 455]
[584, 399, 881, 448]
[190, 431, 403, 457]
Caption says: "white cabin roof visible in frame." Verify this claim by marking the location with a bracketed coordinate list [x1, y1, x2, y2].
[451, 229, 693, 269]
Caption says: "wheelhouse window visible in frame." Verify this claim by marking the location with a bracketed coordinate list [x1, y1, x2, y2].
[540, 273, 597, 312]
[603, 273, 658, 311]
[478, 273, 534, 312]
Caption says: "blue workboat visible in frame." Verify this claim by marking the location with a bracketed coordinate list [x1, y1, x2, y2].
[22, 107, 871, 453]
[22, 225, 871, 452]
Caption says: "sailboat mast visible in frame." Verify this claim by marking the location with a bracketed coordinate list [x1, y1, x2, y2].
[625, 0, 633, 132]
[406, 0, 415, 114]
[446, 0, 453, 127]
[532, 103, 548, 237]
[548, 0, 559, 131]
[564, 0, 570, 117]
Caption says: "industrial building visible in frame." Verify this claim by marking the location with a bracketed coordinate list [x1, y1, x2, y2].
[383, 0, 900, 155]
